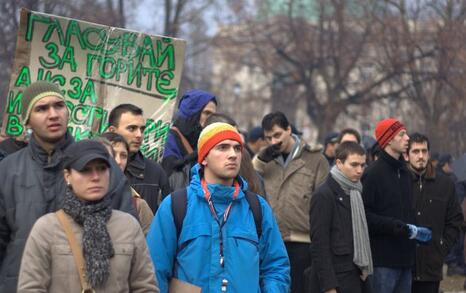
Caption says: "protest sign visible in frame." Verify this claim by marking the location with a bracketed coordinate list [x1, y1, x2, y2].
[2, 8, 186, 161]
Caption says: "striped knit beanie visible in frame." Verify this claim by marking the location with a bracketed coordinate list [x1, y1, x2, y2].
[21, 81, 65, 123]
[375, 118, 406, 149]
[197, 122, 243, 164]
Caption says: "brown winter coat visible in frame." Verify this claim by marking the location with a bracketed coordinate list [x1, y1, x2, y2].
[253, 139, 329, 242]
[17, 210, 159, 293]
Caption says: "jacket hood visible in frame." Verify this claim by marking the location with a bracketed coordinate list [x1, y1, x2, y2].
[189, 163, 248, 203]
[176, 89, 217, 119]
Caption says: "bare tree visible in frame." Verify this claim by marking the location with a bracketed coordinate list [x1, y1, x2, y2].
[216, 0, 415, 141]
[378, 0, 466, 154]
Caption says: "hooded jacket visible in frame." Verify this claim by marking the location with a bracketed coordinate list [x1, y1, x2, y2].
[146, 164, 290, 293]
[162, 89, 216, 178]
[409, 162, 463, 281]
[0, 133, 135, 292]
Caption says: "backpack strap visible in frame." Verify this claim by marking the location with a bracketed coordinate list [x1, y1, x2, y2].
[245, 191, 263, 239]
[171, 188, 188, 239]
[171, 188, 263, 240]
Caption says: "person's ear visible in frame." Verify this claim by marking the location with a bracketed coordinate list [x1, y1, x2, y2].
[107, 125, 116, 132]
[63, 169, 71, 186]
[202, 158, 208, 167]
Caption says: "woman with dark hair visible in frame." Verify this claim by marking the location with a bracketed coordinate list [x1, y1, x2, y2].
[17, 140, 158, 292]
[100, 132, 154, 235]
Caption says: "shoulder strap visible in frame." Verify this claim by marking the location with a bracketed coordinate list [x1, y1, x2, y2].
[171, 188, 188, 239]
[171, 188, 263, 240]
[245, 191, 263, 239]
[171, 127, 194, 155]
[55, 209, 93, 292]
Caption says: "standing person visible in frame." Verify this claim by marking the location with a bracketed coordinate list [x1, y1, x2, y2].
[246, 126, 267, 156]
[362, 118, 431, 293]
[17, 140, 159, 292]
[337, 128, 362, 144]
[310, 142, 372, 293]
[252, 111, 329, 293]
[99, 133, 154, 236]
[405, 133, 463, 293]
[323, 132, 339, 166]
[108, 103, 171, 213]
[0, 81, 135, 292]
[161, 89, 217, 183]
[147, 122, 290, 293]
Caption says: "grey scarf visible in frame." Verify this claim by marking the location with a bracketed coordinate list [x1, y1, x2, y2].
[330, 165, 373, 276]
[62, 188, 114, 288]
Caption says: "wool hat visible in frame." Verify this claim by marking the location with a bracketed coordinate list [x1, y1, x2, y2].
[64, 140, 111, 171]
[21, 80, 65, 123]
[375, 118, 406, 149]
[247, 126, 264, 143]
[197, 122, 243, 164]
[324, 132, 339, 146]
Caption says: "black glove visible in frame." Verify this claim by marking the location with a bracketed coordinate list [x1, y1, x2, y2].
[392, 220, 410, 238]
[258, 143, 282, 163]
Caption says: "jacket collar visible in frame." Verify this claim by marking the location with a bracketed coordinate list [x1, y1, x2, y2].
[29, 131, 74, 168]
[189, 164, 248, 203]
[380, 150, 404, 170]
[408, 161, 436, 181]
[126, 151, 146, 179]
[327, 176, 351, 209]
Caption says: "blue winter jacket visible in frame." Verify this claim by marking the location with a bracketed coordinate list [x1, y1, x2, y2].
[147, 164, 290, 293]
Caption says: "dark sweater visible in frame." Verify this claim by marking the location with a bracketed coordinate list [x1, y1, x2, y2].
[361, 150, 415, 267]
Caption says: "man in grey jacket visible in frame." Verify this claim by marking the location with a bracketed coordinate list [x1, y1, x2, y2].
[0, 81, 135, 292]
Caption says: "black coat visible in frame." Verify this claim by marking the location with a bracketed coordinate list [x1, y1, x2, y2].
[126, 151, 171, 213]
[310, 176, 367, 293]
[362, 150, 416, 267]
[410, 163, 463, 281]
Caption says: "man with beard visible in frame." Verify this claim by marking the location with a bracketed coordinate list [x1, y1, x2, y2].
[162, 89, 217, 190]
[405, 133, 462, 293]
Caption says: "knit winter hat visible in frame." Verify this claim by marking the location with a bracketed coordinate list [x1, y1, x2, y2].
[21, 81, 65, 123]
[375, 118, 406, 149]
[197, 122, 243, 164]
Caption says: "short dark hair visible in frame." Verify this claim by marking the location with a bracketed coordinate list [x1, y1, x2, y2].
[100, 132, 130, 153]
[204, 113, 238, 128]
[108, 104, 143, 127]
[335, 141, 366, 162]
[262, 111, 290, 131]
[407, 132, 430, 153]
[338, 128, 361, 144]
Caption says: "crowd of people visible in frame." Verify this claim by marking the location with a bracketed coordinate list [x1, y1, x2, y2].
[0, 80, 464, 293]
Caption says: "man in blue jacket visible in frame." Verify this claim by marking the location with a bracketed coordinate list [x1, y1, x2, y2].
[147, 122, 290, 293]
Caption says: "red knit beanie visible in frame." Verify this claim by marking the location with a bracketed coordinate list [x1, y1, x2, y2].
[375, 118, 406, 149]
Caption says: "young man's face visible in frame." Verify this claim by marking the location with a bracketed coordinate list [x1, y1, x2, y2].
[387, 129, 409, 155]
[407, 141, 429, 172]
[336, 153, 366, 182]
[199, 101, 217, 127]
[26, 96, 69, 145]
[110, 112, 145, 154]
[264, 125, 293, 153]
[202, 139, 242, 184]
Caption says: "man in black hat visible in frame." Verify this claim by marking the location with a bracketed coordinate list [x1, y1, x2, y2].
[0, 81, 135, 292]
[323, 132, 339, 166]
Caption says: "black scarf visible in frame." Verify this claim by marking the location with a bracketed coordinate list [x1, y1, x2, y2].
[62, 188, 114, 288]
